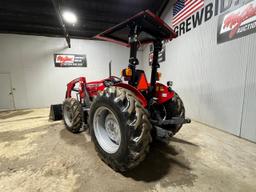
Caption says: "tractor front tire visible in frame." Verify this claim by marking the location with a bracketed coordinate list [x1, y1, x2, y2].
[89, 86, 152, 172]
[63, 98, 83, 133]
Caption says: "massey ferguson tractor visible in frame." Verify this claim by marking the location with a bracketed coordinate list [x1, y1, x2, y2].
[62, 10, 190, 172]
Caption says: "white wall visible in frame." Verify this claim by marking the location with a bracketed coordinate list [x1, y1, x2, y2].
[0, 1, 255, 142]
[142, 0, 256, 142]
[0, 34, 142, 109]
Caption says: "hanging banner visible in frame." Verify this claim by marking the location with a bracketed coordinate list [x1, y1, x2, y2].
[54, 54, 87, 67]
[217, 0, 256, 44]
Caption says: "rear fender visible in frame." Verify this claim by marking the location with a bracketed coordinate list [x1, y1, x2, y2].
[114, 83, 147, 107]
[154, 82, 175, 104]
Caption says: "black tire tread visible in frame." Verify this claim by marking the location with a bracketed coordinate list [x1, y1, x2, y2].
[63, 98, 83, 133]
[90, 86, 152, 172]
[163, 93, 185, 135]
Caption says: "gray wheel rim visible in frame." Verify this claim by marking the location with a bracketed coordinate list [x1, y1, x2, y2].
[63, 105, 72, 127]
[93, 106, 121, 154]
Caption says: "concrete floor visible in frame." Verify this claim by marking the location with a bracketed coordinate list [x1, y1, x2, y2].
[0, 108, 255, 192]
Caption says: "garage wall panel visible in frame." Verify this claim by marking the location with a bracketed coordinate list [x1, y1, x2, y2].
[240, 36, 256, 142]
[0, 36, 28, 109]
[0, 34, 142, 109]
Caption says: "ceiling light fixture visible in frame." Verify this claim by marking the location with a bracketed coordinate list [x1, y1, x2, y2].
[62, 11, 77, 24]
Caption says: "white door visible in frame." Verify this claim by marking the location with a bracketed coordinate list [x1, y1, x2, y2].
[0, 74, 14, 111]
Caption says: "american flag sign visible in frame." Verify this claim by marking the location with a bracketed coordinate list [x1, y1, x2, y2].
[172, 0, 204, 26]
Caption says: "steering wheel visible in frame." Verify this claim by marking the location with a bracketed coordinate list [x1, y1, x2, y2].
[109, 76, 122, 83]
[103, 76, 122, 87]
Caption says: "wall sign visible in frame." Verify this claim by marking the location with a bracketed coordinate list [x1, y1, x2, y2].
[172, 0, 254, 38]
[217, 0, 256, 44]
[172, 0, 204, 27]
[54, 54, 87, 67]
[149, 43, 166, 65]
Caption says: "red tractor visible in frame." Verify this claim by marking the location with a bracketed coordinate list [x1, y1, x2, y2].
[62, 10, 190, 172]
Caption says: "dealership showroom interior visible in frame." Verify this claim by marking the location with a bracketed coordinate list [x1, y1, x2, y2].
[0, 0, 256, 191]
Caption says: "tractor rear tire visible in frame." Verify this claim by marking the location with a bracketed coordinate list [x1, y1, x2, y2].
[163, 93, 185, 135]
[89, 86, 152, 172]
[63, 98, 83, 133]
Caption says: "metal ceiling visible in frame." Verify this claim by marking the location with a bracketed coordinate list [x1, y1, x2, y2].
[0, 0, 170, 41]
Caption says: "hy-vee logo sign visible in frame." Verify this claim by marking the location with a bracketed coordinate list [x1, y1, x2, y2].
[173, 0, 256, 43]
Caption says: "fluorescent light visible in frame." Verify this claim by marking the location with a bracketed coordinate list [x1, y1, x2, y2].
[62, 11, 77, 24]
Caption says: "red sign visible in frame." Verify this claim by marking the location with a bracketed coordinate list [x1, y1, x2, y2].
[54, 54, 87, 67]
[56, 55, 75, 65]
[218, 1, 256, 44]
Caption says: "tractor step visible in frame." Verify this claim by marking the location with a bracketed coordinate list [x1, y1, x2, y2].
[83, 107, 90, 111]
[151, 117, 191, 126]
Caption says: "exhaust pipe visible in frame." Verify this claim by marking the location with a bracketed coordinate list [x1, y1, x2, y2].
[109, 60, 112, 77]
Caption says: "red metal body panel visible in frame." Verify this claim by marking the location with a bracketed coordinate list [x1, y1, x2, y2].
[66, 77, 86, 98]
[65, 77, 148, 107]
[66, 77, 105, 99]
[66, 78, 174, 107]
[86, 80, 105, 97]
[154, 82, 175, 104]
